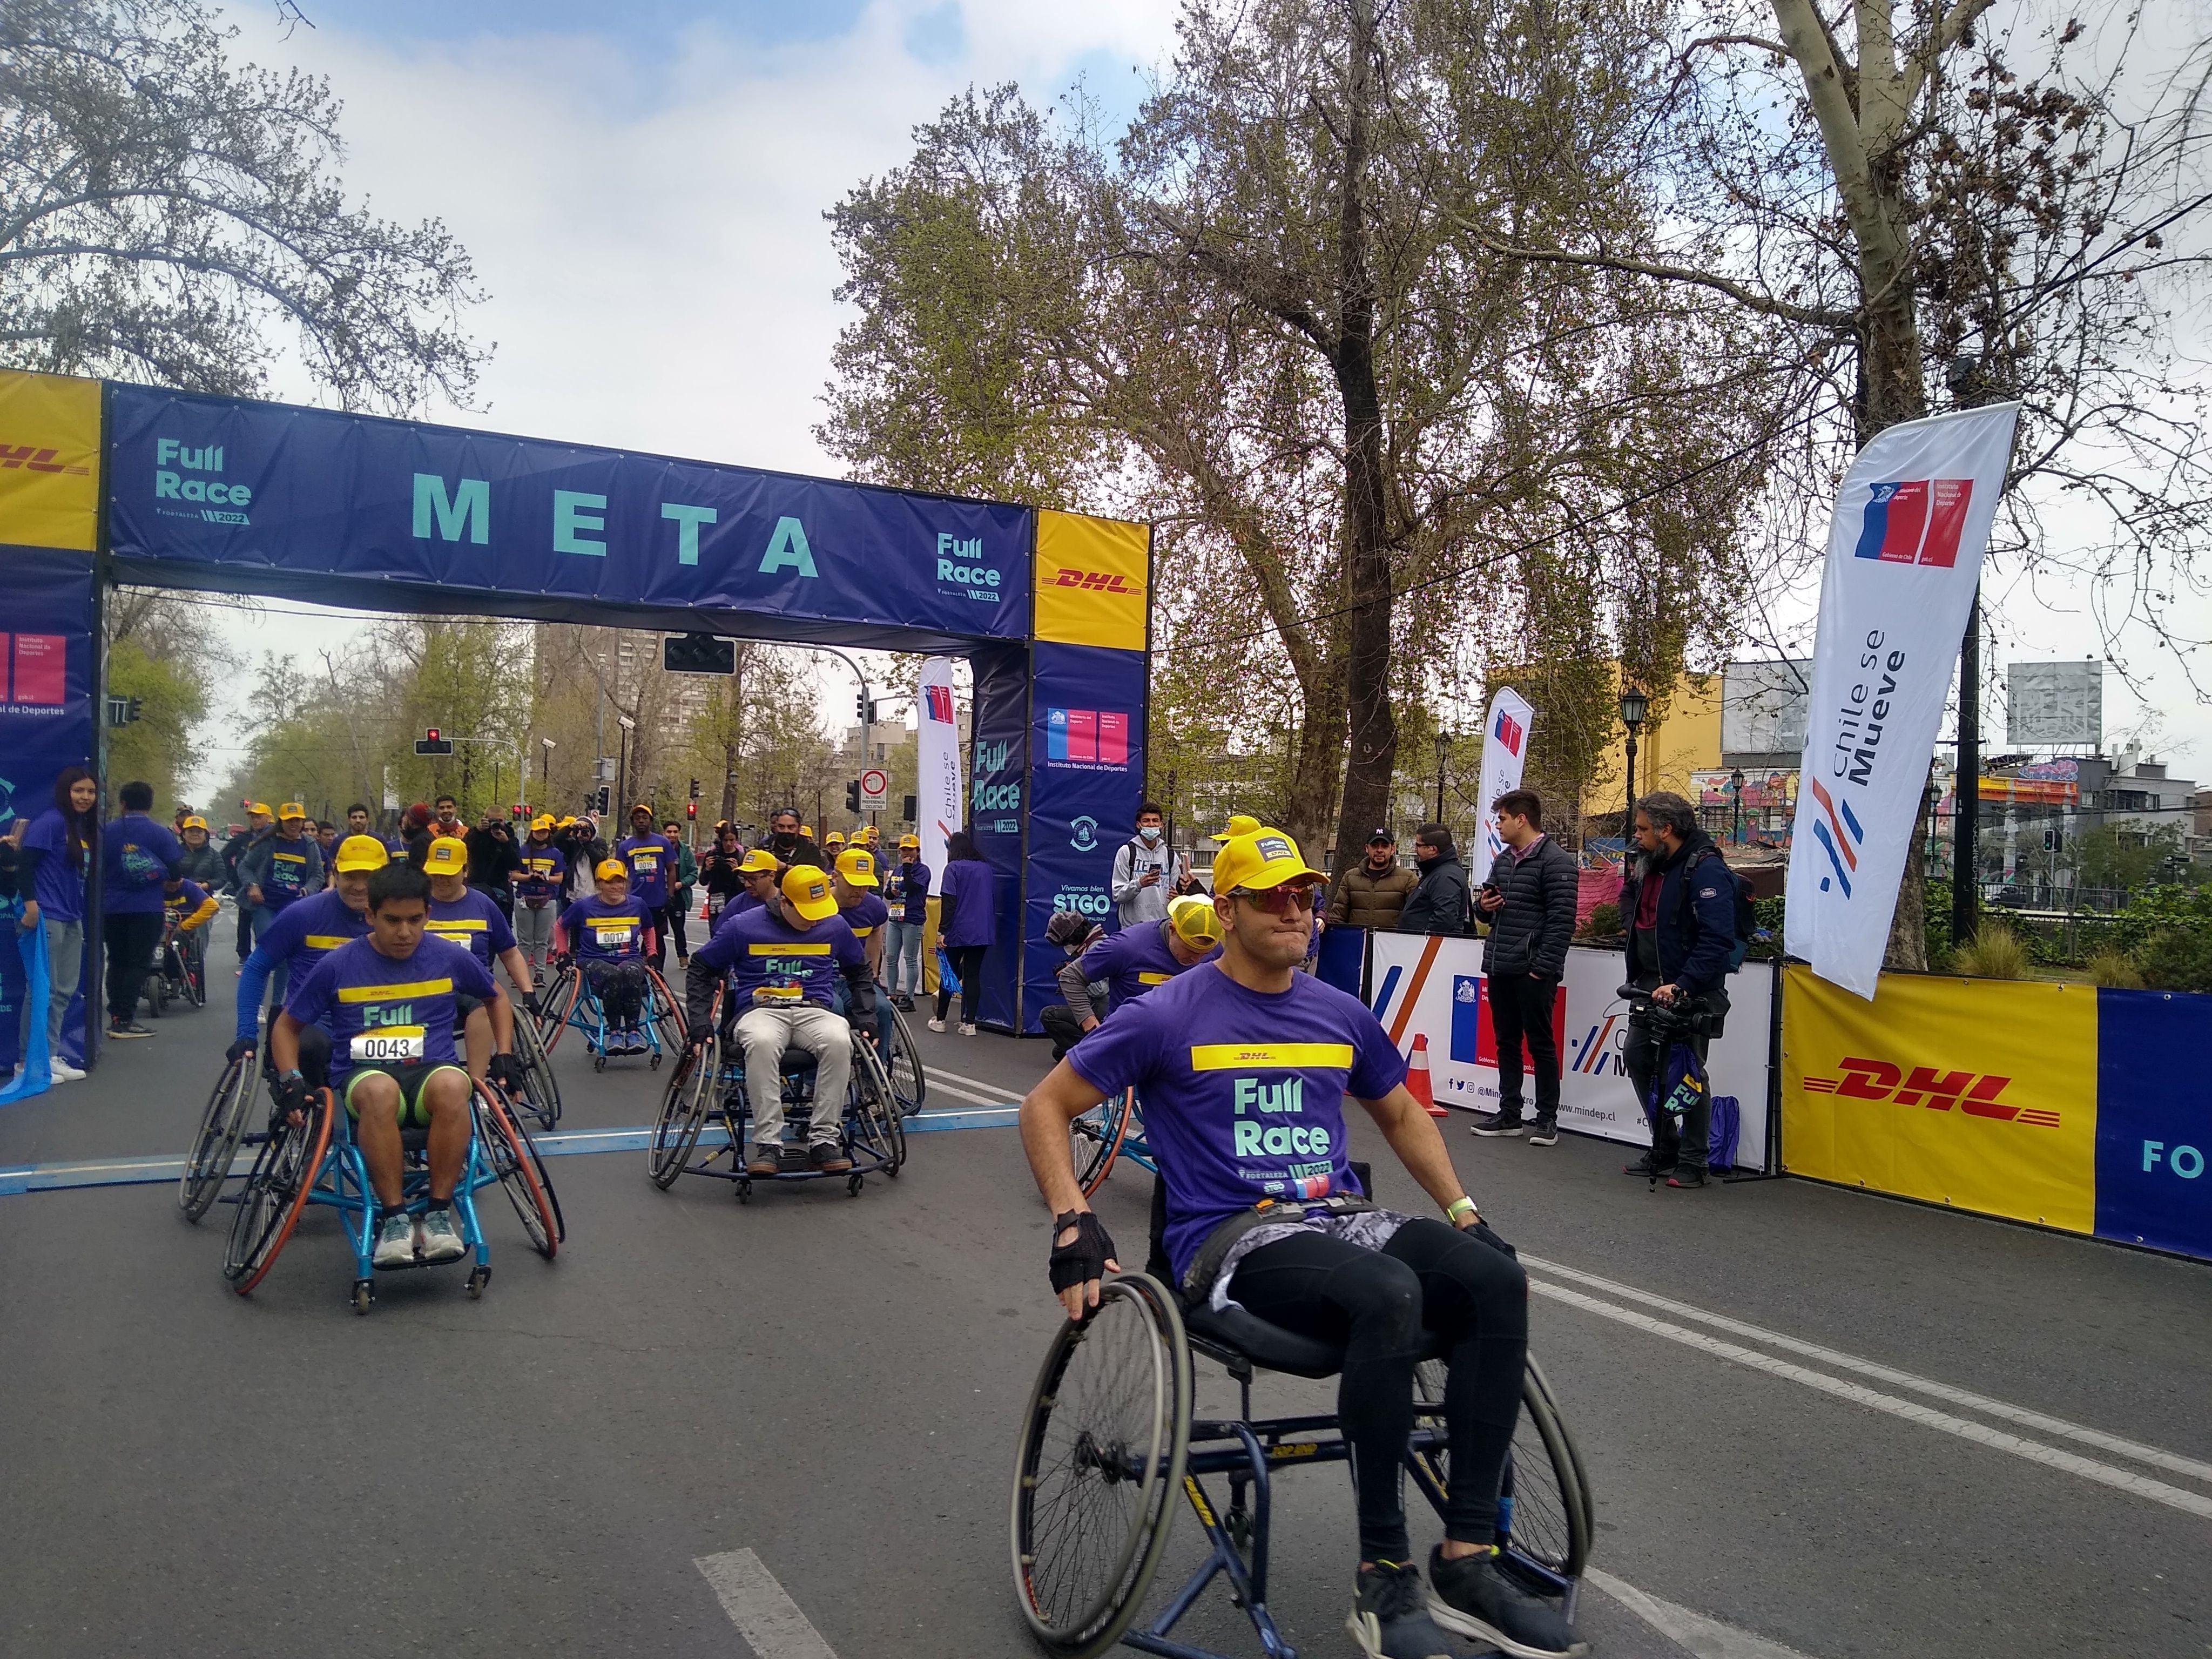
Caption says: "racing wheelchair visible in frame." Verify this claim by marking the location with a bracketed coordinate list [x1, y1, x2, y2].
[534, 954, 684, 1073]
[145, 921, 208, 1017]
[1069, 1088, 1148, 1198]
[1010, 1183, 1593, 1659]
[648, 983, 906, 1199]
[211, 1064, 564, 1313]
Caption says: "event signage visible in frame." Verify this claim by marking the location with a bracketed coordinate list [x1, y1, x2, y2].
[1785, 403, 2021, 999]
[915, 658, 964, 893]
[1468, 686, 1535, 886]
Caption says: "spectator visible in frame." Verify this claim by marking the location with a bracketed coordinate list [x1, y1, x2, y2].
[400, 802, 435, 865]
[18, 766, 99, 1078]
[1042, 909, 1108, 1059]
[756, 808, 823, 874]
[664, 820, 698, 965]
[431, 794, 462, 840]
[174, 815, 225, 886]
[223, 802, 273, 962]
[312, 819, 339, 876]
[1620, 790, 1736, 1188]
[1110, 801, 1187, 928]
[100, 779, 184, 1040]
[699, 823, 747, 928]
[1324, 828, 1419, 929]
[882, 832, 930, 1012]
[1468, 790, 1580, 1146]
[1395, 823, 1472, 936]
[930, 830, 997, 1036]
[466, 811, 522, 920]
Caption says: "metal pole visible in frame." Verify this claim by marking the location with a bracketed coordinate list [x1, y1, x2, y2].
[1624, 731, 1639, 837]
[1953, 592, 1980, 946]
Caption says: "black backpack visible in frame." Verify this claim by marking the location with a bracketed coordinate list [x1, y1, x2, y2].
[1678, 845, 1757, 972]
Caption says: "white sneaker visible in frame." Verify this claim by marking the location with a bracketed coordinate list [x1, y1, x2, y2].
[419, 1206, 467, 1264]
[49, 1059, 85, 1082]
[926, 1017, 946, 1033]
[372, 1211, 416, 1269]
[959, 1023, 977, 1037]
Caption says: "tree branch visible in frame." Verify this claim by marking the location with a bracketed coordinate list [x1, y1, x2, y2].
[1456, 220, 1856, 327]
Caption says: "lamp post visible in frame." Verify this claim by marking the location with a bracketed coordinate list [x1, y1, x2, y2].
[1433, 730, 1451, 824]
[539, 737, 555, 815]
[615, 714, 636, 819]
[1729, 766, 1746, 845]
[1618, 686, 1649, 840]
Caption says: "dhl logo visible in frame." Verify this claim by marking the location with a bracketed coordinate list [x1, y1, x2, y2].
[0, 443, 89, 476]
[1051, 567, 1137, 593]
[1802, 1056, 2060, 1126]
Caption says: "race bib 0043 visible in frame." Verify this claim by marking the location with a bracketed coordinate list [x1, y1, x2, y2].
[352, 1026, 426, 1063]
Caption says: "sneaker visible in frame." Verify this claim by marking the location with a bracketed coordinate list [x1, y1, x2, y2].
[1527, 1121, 1559, 1148]
[419, 1206, 468, 1264]
[372, 1211, 417, 1270]
[810, 1143, 853, 1174]
[48, 1060, 85, 1082]
[1667, 1166, 1709, 1189]
[958, 1022, 976, 1037]
[927, 1017, 946, 1033]
[1623, 1151, 1674, 1178]
[107, 1020, 153, 1040]
[746, 1146, 781, 1177]
[1346, 1561, 1457, 1659]
[893, 994, 915, 1012]
[1470, 1112, 1524, 1137]
[1428, 1545, 1586, 1657]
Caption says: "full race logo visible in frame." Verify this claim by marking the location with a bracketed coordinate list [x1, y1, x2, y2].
[1806, 777, 1865, 898]
[151, 436, 252, 524]
[1802, 1056, 2060, 1127]
[1854, 478, 1972, 568]
[934, 532, 1002, 603]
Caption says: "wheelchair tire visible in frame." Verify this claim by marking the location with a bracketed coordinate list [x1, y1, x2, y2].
[184, 945, 207, 1008]
[649, 1033, 715, 1189]
[1072, 1089, 1133, 1199]
[885, 1004, 925, 1115]
[644, 967, 684, 1066]
[1413, 1356, 1592, 1582]
[180, 1053, 258, 1222]
[1010, 1272, 1191, 1658]
[512, 1007, 562, 1130]
[222, 1090, 334, 1295]
[847, 1038, 906, 1174]
[479, 1087, 563, 1256]
[535, 967, 579, 1053]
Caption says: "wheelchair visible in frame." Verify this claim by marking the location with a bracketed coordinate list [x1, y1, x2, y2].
[648, 983, 906, 1199]
[1070, 1088, 1150, 1197]
[1009, 1188, 1593, 1659]
[217, 1068, 564, 1313]
[144, 925, 208, 1017]
[534, 955, 683, 1073]
[506, 997, 563, 1130]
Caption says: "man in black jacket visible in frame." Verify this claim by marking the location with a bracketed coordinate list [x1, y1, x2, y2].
[1469, 790, 1580, 1145]
[1395, 824, 1472, 936]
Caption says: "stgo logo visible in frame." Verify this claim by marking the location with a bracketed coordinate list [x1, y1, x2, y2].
[1802, 1056, 2060, 1126]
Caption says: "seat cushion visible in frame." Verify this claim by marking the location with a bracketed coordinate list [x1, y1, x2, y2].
[1183, 1299, 1347, 1380]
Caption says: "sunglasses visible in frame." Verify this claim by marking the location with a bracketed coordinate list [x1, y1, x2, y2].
[1233, 883, 1318, 916]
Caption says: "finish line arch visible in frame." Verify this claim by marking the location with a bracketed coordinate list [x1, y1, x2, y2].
[0, 367, 1151, 1042]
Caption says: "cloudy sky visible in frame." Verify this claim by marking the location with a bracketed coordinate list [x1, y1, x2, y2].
[188, 0, 2209, 799]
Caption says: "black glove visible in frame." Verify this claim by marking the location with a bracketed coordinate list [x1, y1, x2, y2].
[1047, 1210, 1119, 1295]
[226, 1036, 258, 1064]
[269, 1070, 307, 1127]
[521, 988, 542, 1017]
[687, 1016, 714, 1047]
[1469, 1219, 1517, 1259]
[488, 1052, 524, 1092]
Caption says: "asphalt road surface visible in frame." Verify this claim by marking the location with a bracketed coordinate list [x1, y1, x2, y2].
[1, 941, 2206, 1659]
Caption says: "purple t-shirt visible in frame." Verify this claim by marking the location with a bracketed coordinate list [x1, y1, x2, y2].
[1076, 919, 1218, 1014]
[1068, 964, 1408, 1282]
[938, 858, 998, 948]
[693, 902, 866, 1010]
[103, 812, 183, 914]
[884, 859, 930, 923]
[22, 807, 90, 922]
[284, 934, 496, 1086]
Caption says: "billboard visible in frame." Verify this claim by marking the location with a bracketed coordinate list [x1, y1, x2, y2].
[1693, 768, 1797, 811]
[1721, 659, 1811, 757]
[2006, 660, 2102, 747]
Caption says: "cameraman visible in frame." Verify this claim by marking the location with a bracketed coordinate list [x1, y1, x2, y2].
[1619, 791, 1734, 1188]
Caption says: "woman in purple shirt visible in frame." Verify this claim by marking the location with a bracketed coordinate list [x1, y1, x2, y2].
[18, 767, 99, 1078]
[929, 830, 997, 1035]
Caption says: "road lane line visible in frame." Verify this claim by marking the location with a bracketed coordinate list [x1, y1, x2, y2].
[1527, 1277, 2212, 1520]
[923, 1064, 1030, 1102]
[694, 1549, 838, 1659]
[1584, 1567, 1822, 1659]
[1522, 1252, 2212, 1486]
[923, 1074, 1015, 1107]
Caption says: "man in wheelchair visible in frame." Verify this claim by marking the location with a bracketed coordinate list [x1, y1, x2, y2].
[684, 864, 876, 1178]
[1019, 827, 1582, 1659]
[231, 833, 393, 1089]
[269, 864, 520, 1271]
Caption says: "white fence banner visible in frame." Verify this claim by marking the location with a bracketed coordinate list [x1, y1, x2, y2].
[917, 657, 963, 893]
[1786, 403, 2020, 998]
[1468, 687, 1535, 887]
[1367, 933, 1775, 1170]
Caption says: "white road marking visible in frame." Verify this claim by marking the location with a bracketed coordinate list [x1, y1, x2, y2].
[923, 1067, 1022, 1106]
[1586, 1567, 1821, 1659]
[1522, 1253, 2212, 1487]
[1527, 1277, 2212, 1520]
[695, 1549, 838, 1659]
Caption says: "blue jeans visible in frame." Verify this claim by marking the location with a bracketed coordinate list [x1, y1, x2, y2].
[884, 918, 925, 996]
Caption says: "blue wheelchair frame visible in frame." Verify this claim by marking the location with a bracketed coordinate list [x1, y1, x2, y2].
[540, 956, 682, 1072]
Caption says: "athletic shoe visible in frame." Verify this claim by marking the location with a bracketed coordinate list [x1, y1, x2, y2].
[746, 1146, 781, 1177]
[927, 1017, 946, 1033]
[893, 994, 914, 1012]
[1623, 1151, 1673, 1178]
[1527, 1121, 1560, 1148]
[958, 1022, 976, 1037]
[1345, 1561, 1456, 1659]
[372, 1211, 417, 1269]
[419, 1206, 468, 1264]
[810, 1143, 854, 1174]
[107, 1020, 153, 1040]
[1428, 1545, 1586, 1657]
[49, 1060, 85, 1082]
[1667, 1166, 1708, 1189]
[1470, 1112, 1523, 1137]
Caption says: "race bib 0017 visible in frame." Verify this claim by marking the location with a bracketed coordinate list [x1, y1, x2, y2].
[352, 1027, 426, 1063]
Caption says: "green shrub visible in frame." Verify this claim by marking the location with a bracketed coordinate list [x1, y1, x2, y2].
[2085, 947, 2145, 989]
[2113, 884, 2212, 954]
[1950, 924, 2028, 980]
[2136, 927, 2212, 994]
[1579, 901, 1622, 938]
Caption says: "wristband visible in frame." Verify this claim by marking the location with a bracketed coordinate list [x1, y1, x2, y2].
[1445, 1196, 1478, 1225]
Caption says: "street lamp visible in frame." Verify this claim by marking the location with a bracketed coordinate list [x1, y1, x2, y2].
[1618, 686, 1649, 840]
[1433, 730, 1451, 824]
[1729, 766, 1746, 845]
[615, 714, 636, 817]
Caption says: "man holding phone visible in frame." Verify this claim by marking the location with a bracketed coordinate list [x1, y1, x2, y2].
[1469, 790, 1579, 1147]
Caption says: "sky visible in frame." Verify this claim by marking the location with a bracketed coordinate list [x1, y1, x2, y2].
[183, 0, 2211, 801]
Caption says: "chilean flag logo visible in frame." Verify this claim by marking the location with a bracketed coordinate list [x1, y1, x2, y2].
[1854, 478, 1973, 568]
[1493, 709, 1524, 757]
[923, 684, 955, 724]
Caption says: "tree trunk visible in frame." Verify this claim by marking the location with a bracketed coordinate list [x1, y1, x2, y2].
[1884, 766, 1935, 970]
[1282, 654, 1348, 857]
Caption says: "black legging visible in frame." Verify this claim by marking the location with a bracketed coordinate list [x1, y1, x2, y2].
[584, 959, 646, 1024]
[935, 944, 985, 1025]
[1226, 1218, 1527, 1563]
[658, 900, 688, 963]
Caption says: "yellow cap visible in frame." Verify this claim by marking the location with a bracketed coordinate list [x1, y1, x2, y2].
[824, 830, 846, 847]
[424, 835, 469, 874]
[246, 801, 271, 817]
[899, 833, 920, 848]
[334, 834, 390, 874]
[278, 801, 306, 820]
[1168, 893, 1225, 950]
[558, 815, 576, 827]
[595, 858, 628, 881]
[531, 814, 556, 832]
[861, 826, 880, 844]
[800, 824, 813, 839]
[1210, 826, 1326, 896]
[834, 847, 880, 888]
[182, 815, 207, 832]
[781, 864, 838, 922]
[737, 847, 780, 874]
[1210, 813, 1264, 844]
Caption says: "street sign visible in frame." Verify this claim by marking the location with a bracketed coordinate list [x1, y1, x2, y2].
[860, 768, 889, 811]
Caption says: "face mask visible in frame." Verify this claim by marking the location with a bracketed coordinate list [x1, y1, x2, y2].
[1138, 825, 1162, 844]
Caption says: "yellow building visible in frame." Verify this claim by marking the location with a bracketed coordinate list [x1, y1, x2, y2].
[1578, 666, 1725, 824]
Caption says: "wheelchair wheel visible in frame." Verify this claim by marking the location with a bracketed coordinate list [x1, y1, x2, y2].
[535, 966, 579, 1053]
[1414, 1355, 1592, 1582]
[885, 1003, 925, 1114]
[512, 1007, 562, 1130]
[847, 1040, 906, 1174]
[222, 1090, 334, 1294]
[649, 1033, 715, 1189]
[1010, 1273, 1191, 1658]
[479, 1087, 563, 1256]
[184, 950, 207, 1007]
[180, 1053, 258, 1222]
[1072, 1089, 1133, 1198]
[144, 972, 165, 1017]
[644, 967, 684, 1069]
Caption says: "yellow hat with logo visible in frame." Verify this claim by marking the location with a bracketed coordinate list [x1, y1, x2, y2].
[557, 815, 577, 827]
[333, 834, 390, 873]
[899, 833, 920, 848]
[531, 813, 556, 832]
[424, 835, 469, 874]
[182, 814, 207, 832]
[781, 864, 839, 922]
[595, 857, 628, 881]
[1210, 813, 1264, 844]
[1168, 893, 1225, 951]
[737, 847, 780, 874]
[824, 830, 846, 848]
[800, 824, 813, 839]
[861, 826, 880, 844]
[1210, 826, 1325, 896]
[278, 801, 306, 821]
[834, 847, 880, 888]
[246, 801, 271, 818]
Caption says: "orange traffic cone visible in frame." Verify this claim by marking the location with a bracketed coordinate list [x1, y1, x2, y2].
[1407, 1032, 1447, 1117]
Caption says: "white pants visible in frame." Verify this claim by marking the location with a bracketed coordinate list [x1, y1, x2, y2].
[734, 1002, 851, 1149]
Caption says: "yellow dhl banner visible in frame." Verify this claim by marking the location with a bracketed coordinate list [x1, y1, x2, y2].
[1782, 966, 2099, 1233]
[1034, 509, 1148, 653]
[0, 369, 102, 552]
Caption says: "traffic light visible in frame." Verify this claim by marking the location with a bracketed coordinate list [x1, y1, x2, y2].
[689, 777, 702, 800]
[104, 695, 143, 727]
[685, 801, 697, 819]
[663, 633, 736, 675]
[846, 779, 861, 813]
[511, 803, 528, 818]
[414, 727, 453, 756]
[2044, 828, 2059, 851]
[592, 785, 610, 815]
[856, 693, 869, 723]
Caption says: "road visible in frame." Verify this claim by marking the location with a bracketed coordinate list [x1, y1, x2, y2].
[0, 949, 2206, 1659]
